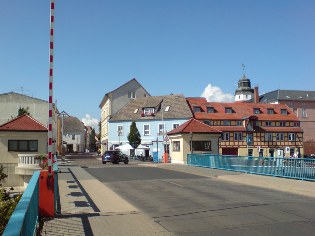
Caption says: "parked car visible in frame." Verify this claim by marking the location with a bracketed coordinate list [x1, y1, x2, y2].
[102, 150, 129, 164]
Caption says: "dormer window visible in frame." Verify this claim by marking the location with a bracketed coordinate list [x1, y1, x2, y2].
[281, 109, 288, 115]
[165, 106, 170, 112]
[207, 107, 215, 113]
[194, 106, 202, 112]
[143, 108, 155, 115]
[128, 91, 136, 99]
[133, 109, 139, 114]
[225, 107, 233, 114]
[267, 108, 275, 114]
[254, 108, 261, 114]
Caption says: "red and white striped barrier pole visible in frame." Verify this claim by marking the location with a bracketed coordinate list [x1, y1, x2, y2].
[48, 0, 55, 177]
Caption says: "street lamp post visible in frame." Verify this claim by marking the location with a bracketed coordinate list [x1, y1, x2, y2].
[190, 132, 193, 154]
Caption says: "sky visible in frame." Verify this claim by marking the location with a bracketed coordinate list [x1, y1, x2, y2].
[1, 0, 314, 131]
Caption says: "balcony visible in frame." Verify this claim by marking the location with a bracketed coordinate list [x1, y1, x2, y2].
[15, 154, 42, 187]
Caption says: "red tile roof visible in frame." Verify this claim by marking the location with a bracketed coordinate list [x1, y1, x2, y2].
[186, 97, 299, 121]
[167, 118, 221, 135]
[0, 114, 48, 131]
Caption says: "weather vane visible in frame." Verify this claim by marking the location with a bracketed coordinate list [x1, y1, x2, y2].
[242, 64, 246, 76]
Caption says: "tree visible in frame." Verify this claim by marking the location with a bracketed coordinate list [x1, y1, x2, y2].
[89, 128, 96, 151]
[127, 121, 141, 149]
[98, 121, 101, 140]
[18, 107, 30, 116]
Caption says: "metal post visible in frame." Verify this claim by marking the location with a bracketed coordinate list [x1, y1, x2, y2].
[48, 0, 55, 177]
[157, 137, 159, 163]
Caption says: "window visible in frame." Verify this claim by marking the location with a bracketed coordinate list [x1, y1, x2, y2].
[158, 124, 165, 135]
[293, 108, 297, 116]
[173, 123, 179, 129]
[133, 109, 138, 114]
[276, 133, 284, 141]
[302, 108, 307, 118]
[293, 122, 299, 127]
[194, 106, 202, 112]
[225, 107, 233, 113]
[279, 121, 286, 127]
[265, 121, 272, 126]
[173, 141, 180, 151]
[288, 133, 296, 141]
[165, 106, 170, 112]
[236, 120, 242, 126]
[128, 91, 136, 99]
[267, 108, 274, 114]
[143, 124, 150, 136]
[221, 132, 229, 141]
[204, 120, 213, 126]
[223, 120, 231, 126]
[234, 132, 243, 141]
[117, 125, 123, 136]
[207, 107, 215, 113]
[281, 109, 288, 115]
[144, 108, 155, 115]
[8, 140, 38, 152]
[192, 141, 211, 151]
[248, 149, 253, 157]
[72, 135, 75, 140]
[254, 108, 260, 114]
[265, 133, 273, 141]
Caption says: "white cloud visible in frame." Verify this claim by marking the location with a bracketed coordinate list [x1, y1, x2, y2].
[201, 84, 234, 102]
[81, 114, 99, 131]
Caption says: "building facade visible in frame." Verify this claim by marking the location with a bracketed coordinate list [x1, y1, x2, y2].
[187, 97, 304, 157]
[0, 92, 58, 153]
[63, 116, 86, 153]
[250, 90, 315, 156]
[99, 78, 150, 154]
[109, 94, 193, 159]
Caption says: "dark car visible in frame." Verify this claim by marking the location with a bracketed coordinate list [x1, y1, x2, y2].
[102, 150, 129, 164]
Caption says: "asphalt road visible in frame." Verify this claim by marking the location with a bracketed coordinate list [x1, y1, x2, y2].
[85, 165, 315, 236]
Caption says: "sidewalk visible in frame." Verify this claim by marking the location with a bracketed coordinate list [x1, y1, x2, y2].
[40, 163, 315, 235]
[40, 166, 171, 236]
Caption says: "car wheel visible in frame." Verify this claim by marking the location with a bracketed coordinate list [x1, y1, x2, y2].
[124, 160, 129, 164]
[102, 161, 106, 164]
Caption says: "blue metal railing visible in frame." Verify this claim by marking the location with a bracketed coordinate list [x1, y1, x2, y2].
[187, 154, 315, 181]
[3, 155, 59, 236]
[3, 171, 40, 236]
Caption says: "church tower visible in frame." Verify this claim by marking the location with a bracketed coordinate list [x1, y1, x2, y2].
[235, 65, 254, 101]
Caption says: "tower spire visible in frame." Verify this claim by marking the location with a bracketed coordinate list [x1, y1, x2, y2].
[242, 64, 246, 77]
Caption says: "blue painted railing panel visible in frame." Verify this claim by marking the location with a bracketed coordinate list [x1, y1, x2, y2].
[187, 154, 315, 181]
[3, 171, 40, 236]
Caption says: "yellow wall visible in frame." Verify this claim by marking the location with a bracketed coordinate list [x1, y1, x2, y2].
[0, 131, 47, 163]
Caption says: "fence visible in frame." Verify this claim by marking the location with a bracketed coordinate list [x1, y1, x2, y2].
[187, 154, 315, 181]
[3, 156, 59, 236]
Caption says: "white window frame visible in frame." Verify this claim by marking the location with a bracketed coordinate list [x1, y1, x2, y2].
[165, 106, 170, 112]
[128, 91, 136, 99]
[144, 108, 155, 115]
[302, 108, 307, 118]
[234, 132, 243, 141]
[221, 132, 230, 141]
[265, 133, 273, 141]
[173, 123, 180, 129]
[276, 133, 284, 141]
[158, 123, 165, 135]
[288, 133, 296, 141]
[117, 125, 123, 136]
[143, 124, 150, 136]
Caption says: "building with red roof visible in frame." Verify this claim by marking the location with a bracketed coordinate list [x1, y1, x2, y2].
[167, 118, 221, 164]
[186, 97, 303, 157]
[0, 114, 48, 187]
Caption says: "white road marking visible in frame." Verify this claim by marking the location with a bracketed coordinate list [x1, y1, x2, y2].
[161, 180, 184, 187]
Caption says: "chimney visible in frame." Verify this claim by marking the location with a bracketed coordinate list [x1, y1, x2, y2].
[254, 86, 259, 103]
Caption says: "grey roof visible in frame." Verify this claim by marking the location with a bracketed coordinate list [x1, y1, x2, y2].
[247, 90, 315, 103]
[63, 116, 85, 133]
[110, 94, 193, 121]
[99, 78, 151, 108]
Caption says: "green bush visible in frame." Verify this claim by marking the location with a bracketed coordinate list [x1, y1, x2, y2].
[0, 165, 21, 235]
